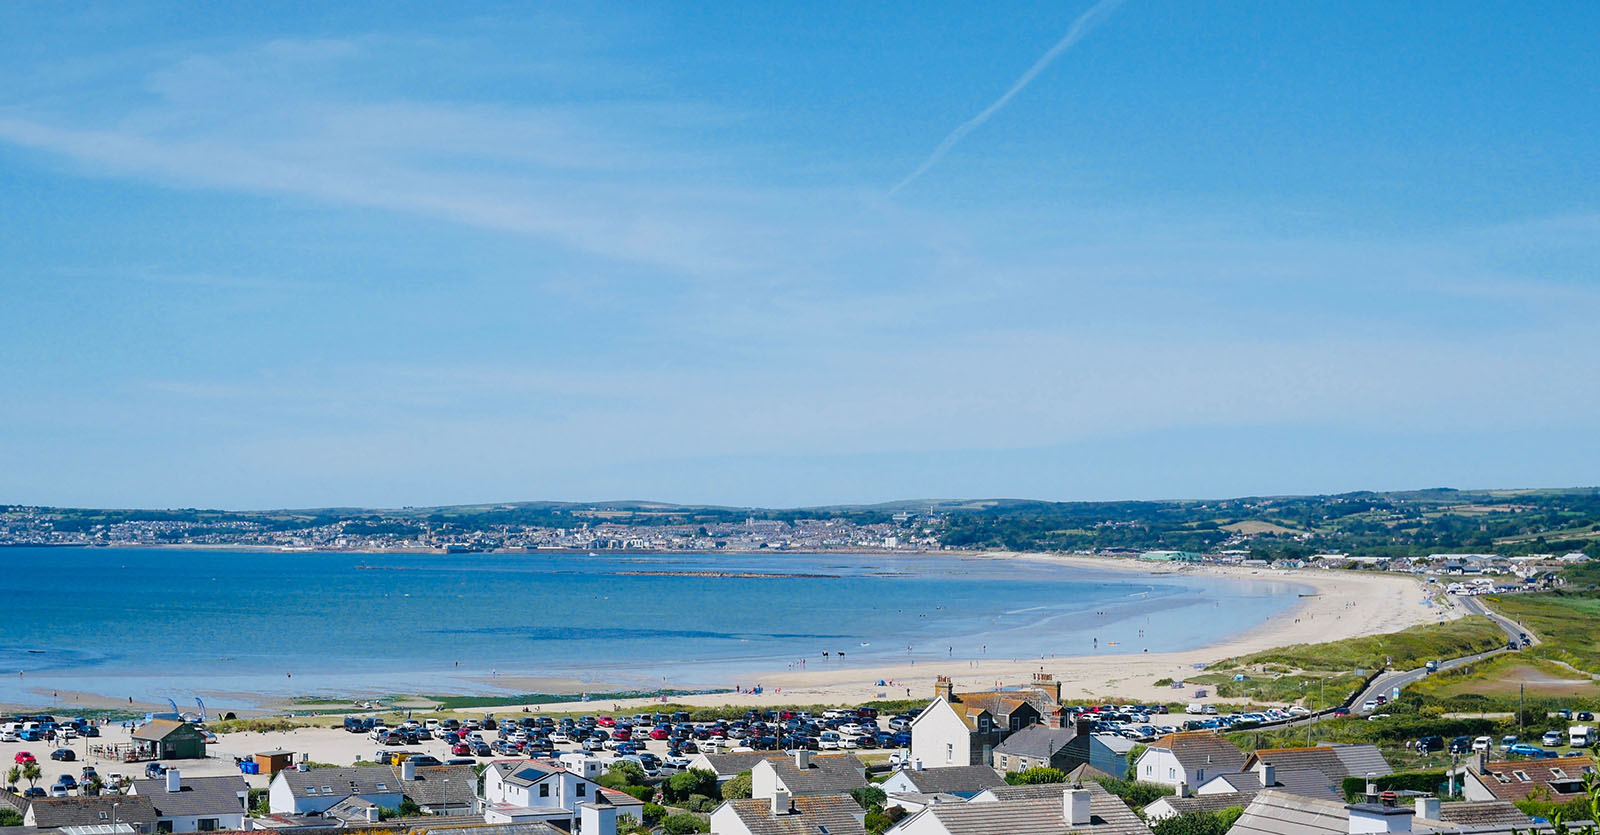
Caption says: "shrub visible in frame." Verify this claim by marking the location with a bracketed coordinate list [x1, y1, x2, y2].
[661, 812, 709, 834]
[850, 785, 887, 810]
[1094, 777, 1174, 808]
[621, 784, 655, 802]
[1339, 773, 1446, 802]
[601, 761, 648, 788]
[685, 794, 718, 813]
[616, 814, 650, 835]
[0, 810, 22, 828]
[663, 769, 719, 803]
[1151, 808, 1244, 835]
[722, 771, 752, 800]
[1005, 767, 1065, 785]
[641, 803, 666, 825]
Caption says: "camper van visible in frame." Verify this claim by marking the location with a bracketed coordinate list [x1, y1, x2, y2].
[1569, 726, 1593, 748]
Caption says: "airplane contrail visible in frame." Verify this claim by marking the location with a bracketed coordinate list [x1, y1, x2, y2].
[890, 0, 1130, 195]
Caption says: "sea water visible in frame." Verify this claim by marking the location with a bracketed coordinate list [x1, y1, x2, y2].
[0, 547, 1303, 708]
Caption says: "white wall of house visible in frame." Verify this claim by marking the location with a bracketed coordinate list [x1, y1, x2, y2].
[910, 700, 971, 768]
[1461, 773, 1498, 802]
[483, 766, 599, 811]
[750, 760, 781, 800]
[1134, 747, 1200, 791]
[883, 806, 953, 835]
[709, 803, 753, 835]
[266, 773, 401, 815]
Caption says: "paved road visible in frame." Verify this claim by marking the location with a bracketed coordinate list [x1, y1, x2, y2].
[1275, 596, 1534, 729]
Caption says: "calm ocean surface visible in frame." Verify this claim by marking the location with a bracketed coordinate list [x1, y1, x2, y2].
[0, 547, 1305, 708]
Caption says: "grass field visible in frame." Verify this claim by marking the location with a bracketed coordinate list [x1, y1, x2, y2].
[1209, 616, 1506, 673]
[1410, 655, 1600, 700]
[1492, 592, 1600, 673]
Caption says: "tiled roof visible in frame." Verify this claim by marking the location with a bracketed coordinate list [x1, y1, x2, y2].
[1243, 744, 1392, 781]
[28, 797, 157, 829]
[131, 775, 248, 818]
[894, 766, 1005, 795]
[764, 756, 867, 796]
[918, 784, 1149, 834]
[277, 766, 404, 799]
[1147, 791, 1258, 817]
[994, 725, 1077, 759]
[719, 795, 867, 835]
[1432, 800, 1534, 827]
[696, 752, 787, 776]
[1147, 731, 1246, 774]
[1225, 790, 1346, 835]
[396, 765, 480, 807]
[1470, 755, 1596, 802]
[1203, 769, 1341, 801]
[132, 720, 196, 742]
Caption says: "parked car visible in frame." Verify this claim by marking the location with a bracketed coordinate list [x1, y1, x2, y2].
[14, 751, 37, 764]
[57, 775, 78, 790]
[1507, 744, 1554, 758]
[1414, 736, 1444, 753]
[1543, 731, 1565, 747]
[1449, 736, 1473, 754]
[50, 748, 76, 761]
[1472, 736, 1493, 752]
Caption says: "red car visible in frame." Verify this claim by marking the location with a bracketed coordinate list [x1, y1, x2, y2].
[14, 751, 36, 764]
[649, 728, 670, 740]
[596, 716, 615, 728]
[452, 742, 471, 756]
[612, 729, 631, 741]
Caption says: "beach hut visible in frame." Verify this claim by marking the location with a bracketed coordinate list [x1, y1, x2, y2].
[254, 750, 295, 776]
[132, 719, 208, 760]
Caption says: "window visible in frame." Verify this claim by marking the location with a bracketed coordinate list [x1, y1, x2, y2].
[1145, 764, 1152, 776]
[321, 786, 332, 794]
[539, 784, 550, 798]
[1197, 769, 1205, 781]
[199, 820, 218, 832]
[1168, 768, 1175, 780]
[157, 822, 174, 835]
[1513, 771, 1530, 783]
[946, 743, 954, 761]
[376, 784, 388, 791]
[576, 784, 587, 797]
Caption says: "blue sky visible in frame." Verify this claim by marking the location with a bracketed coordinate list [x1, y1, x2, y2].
[2, 1, 1597, 509]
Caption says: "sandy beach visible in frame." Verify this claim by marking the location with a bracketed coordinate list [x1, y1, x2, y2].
[446, 555, 1453, 715]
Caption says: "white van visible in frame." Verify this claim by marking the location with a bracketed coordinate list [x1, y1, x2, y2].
[1185, 703, 1205, 715]
[1570, 726, 1593, 748]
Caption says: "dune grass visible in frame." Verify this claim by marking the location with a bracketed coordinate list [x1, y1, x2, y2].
[1209, 616, 1505, 673]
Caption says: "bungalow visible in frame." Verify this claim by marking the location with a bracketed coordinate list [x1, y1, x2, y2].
[991, 718, 1132, 778]
[1132, 731, 1246, 792]
[1461, 754, 1596, 803]
[128, 770, 249, 832]
[909, 676, 1055, 768]
[879, 764, 1004, 799]
[131, 720, 208, 761]
[687, 751, 803, 785]
[711, 793, 867, 835]
[1141, 789, 1257, 823]
[24, 796, 157, 833]
[1239, 744, 1392, 782]
[267, 761, 480, 816]
[889, 783, 1150, 835]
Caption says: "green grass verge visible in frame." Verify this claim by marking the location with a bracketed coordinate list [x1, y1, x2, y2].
[1209, 617, 1505, 673]
[1491, 592, 1600, 673]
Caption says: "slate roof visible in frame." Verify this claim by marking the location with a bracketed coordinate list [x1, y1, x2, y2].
[1146, 791, 1258, 817]
[763, 756, 867, 796]
[414, 824, 565, 835]
[893, 766, 1005, 795]
[27, 797, 157, 829]
[1146, 731, 1245, 774]
[1202, 769, 1341, 801]
[276, 766, 404, 799]
[921, 784, 1149, 834]
[718, 795, 867, 835]
[1063, 765, 1118, 783]
[131, 775, 249, 818]
[1469, 755, 1597, 802]
[396, 765, 479, 808]
[1431, 800, 1534, 828]
[695, 752, 786, 777]
[972, 783, 1087, 802]
[1229, 789, 1557, 834]
[994, 725, 1077, 759]
[1242, 744, 1392, 781]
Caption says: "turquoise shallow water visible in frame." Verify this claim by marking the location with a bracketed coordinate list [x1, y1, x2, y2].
[0, 547, 1304, 708]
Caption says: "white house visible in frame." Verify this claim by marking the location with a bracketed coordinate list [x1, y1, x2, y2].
[480, 756, 642, 832]
[879, 764, 1004, 799]
[908, 677, 1053, 769]
[129, 771, 248, 833]
[268, 765, 403, 815]
[1131, 731, 1246, 792]
[750, 750, 867, 799]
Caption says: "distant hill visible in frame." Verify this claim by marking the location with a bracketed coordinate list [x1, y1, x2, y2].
[6, 486, 1600, 558]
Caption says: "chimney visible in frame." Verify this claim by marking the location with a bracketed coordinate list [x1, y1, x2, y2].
[1032, 673, 1062, 704]
[1063, 788, 1092, 826]
[1075, 717, 1093, 738]
[365, 806, 381, 823]
[579, 802, 618, 835]
[402, 758, 417, 781]
[794, 749, 811, 770]
[770, 788, 792, 816]
[1256, 761, 1275, 789]
[934, 676, 954, 703]
[165, 769, 181, 793]
[1415, 797, 1441, 820]
[1346, 793, 1413, 834]
[913, 759, 924, 771]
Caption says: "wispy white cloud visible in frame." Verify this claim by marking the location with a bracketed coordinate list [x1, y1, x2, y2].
[890, 0, 1130, 194]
